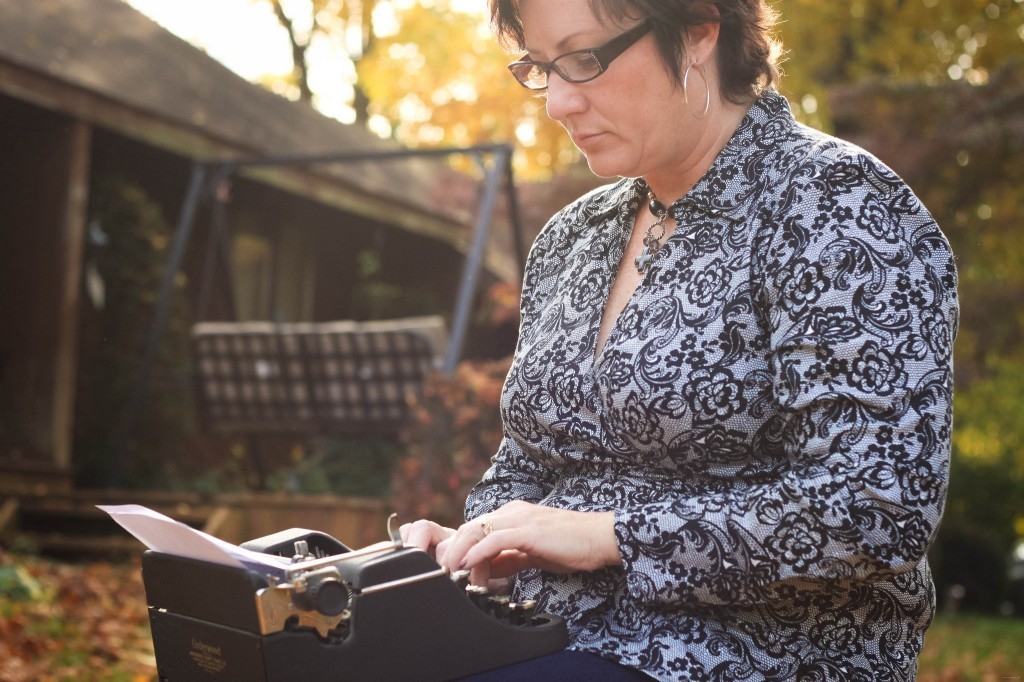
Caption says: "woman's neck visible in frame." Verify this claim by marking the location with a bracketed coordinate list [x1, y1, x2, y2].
[642, 97, 752, 205]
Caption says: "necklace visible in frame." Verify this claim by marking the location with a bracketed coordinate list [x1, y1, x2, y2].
[634, 188, 669, 275]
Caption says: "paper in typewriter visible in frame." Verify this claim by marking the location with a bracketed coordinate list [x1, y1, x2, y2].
[99, 504, 292, 577]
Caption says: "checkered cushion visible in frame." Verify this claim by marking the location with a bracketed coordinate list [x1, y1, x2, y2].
[191, 317, 446, 434]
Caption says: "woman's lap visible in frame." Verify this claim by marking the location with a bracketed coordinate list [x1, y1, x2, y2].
[456, 650, 651, 681]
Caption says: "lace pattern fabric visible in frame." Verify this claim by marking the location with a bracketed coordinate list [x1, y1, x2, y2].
[466, 92, 958, 681]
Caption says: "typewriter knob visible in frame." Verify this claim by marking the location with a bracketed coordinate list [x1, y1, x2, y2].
[293, 567, 351, 616]
[309, 578, 351, 616]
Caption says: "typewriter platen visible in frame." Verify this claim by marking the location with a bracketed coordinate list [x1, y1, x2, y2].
[142, 516, 569, 681]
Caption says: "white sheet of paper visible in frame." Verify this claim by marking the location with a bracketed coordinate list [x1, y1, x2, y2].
[98, 504, 292, 574]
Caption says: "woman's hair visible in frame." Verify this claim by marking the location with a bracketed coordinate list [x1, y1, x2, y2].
[489, 0, 782, 103]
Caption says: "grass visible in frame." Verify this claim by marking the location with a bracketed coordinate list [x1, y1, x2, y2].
[919, 613, 1024, 681]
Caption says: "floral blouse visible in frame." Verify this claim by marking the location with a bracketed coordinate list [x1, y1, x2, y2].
[465, 92, 958, 681]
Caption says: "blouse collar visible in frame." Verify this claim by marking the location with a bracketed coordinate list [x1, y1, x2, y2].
[610, 90, 796, 224]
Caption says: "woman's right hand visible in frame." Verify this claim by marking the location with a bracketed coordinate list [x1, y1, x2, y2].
[399, 519, 456, 562]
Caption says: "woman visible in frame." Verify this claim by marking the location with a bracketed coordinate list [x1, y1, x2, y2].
[403, 1, 958, 680]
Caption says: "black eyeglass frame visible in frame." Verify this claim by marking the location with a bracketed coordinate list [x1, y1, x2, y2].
[507, 21, 652, 90]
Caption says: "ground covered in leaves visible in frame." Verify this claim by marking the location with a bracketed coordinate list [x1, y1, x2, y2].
[2, 549, 1023, 681]
[0, 549, 156, 682]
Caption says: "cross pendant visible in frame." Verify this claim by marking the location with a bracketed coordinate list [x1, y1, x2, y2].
[635, 245, 656, 274]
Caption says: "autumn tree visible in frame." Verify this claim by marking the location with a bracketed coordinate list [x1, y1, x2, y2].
[355, 1, 573, 178]
[775, 0, 1024, 127]
[265, 0, 379, 124]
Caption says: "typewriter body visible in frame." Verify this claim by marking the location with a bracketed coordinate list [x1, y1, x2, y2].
[142, 522, 568, 681]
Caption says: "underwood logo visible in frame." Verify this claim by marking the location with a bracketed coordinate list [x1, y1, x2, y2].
[189, 638, 227, 674]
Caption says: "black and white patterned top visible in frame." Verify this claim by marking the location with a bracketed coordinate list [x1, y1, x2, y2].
[465, 92, 959, 681]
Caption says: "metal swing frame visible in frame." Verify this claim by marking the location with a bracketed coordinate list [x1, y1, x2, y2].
[110, 143, 525, 485]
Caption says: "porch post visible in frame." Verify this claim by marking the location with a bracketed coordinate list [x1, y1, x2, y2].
[52, 120, 92, 469]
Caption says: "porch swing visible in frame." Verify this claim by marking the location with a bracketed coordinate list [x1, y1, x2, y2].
[111, 144, 525, 485]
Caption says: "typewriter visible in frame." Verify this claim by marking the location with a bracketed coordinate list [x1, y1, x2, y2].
[141, 516, 569, 681]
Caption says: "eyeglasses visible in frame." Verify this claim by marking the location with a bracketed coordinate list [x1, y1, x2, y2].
[507, 21, 651, 91]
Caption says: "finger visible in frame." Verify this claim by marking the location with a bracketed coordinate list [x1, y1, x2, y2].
[489, 549, 532, 578]
[459, 538, 530, 586]
[403, 521, 433, 550]
[438, 523, 475, 572]
[459, 528, 535, 577]
[458, 529, 506, 571]
[403, 520, 452, 554]
[469, 559, 491, 587]
[435, 536, 453, 566]
[442, 515, 496, 573]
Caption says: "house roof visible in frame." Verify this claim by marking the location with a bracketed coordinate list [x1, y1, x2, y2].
[0, 0, 519, 280]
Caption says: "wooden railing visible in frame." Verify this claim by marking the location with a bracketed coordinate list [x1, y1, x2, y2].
[0, 488, 391, 556]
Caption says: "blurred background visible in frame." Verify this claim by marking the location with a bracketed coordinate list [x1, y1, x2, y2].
[0, 0, 1022, 679]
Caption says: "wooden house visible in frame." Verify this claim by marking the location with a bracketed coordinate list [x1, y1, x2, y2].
[0, 0, 519, 495]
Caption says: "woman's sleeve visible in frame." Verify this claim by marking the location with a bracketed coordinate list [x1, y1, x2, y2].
[465, 435, 557, 519]
[464, 207, 572, 520]
[615, 155, 959, 607]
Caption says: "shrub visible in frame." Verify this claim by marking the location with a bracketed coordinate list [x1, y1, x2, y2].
[390, 357, 511, 528]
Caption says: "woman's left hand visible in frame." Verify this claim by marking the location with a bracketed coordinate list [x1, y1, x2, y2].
[435, 501, 622, 586]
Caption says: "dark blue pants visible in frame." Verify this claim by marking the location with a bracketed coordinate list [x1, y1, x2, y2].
[457, 650, 652, 681]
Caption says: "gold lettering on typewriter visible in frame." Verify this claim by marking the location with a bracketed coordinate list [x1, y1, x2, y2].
[189, 638, 227, 674]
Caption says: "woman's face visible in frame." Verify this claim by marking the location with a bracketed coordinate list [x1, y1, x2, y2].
[518, 0, 704, 180]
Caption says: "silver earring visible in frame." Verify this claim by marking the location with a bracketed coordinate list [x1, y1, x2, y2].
[683, 62, 710, 119]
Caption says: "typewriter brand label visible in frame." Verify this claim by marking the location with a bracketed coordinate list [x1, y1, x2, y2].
[190, 638, 227, 675]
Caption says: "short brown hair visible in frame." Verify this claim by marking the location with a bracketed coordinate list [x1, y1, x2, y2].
[489, 0, 782, 103]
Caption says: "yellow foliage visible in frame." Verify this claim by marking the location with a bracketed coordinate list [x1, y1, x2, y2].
[352, 0, 1024, 177]
[953, 425, 1003, 465]
[357, 2, 577, 178]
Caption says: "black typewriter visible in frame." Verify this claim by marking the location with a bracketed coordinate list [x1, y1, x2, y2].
[141, 516, 568, 681]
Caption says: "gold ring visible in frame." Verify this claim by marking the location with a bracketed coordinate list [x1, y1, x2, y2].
[479, 515, 493, 537]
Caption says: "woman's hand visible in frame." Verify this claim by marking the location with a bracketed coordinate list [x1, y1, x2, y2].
[437, 501, 623, 586]
[399, 519, 456, 560]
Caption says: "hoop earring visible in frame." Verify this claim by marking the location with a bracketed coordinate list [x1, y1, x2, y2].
[683, 62, 710, 119]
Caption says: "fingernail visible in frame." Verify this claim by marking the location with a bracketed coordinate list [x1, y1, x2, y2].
[458, 558, 467, 570]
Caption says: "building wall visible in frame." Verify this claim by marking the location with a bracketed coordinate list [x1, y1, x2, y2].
[0, 89, 497, 487]
[0, 94, 89, 469]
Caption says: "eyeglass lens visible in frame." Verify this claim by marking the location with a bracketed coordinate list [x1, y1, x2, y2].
[519, 53, 603, 88]
[508, 21, 649, 90]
